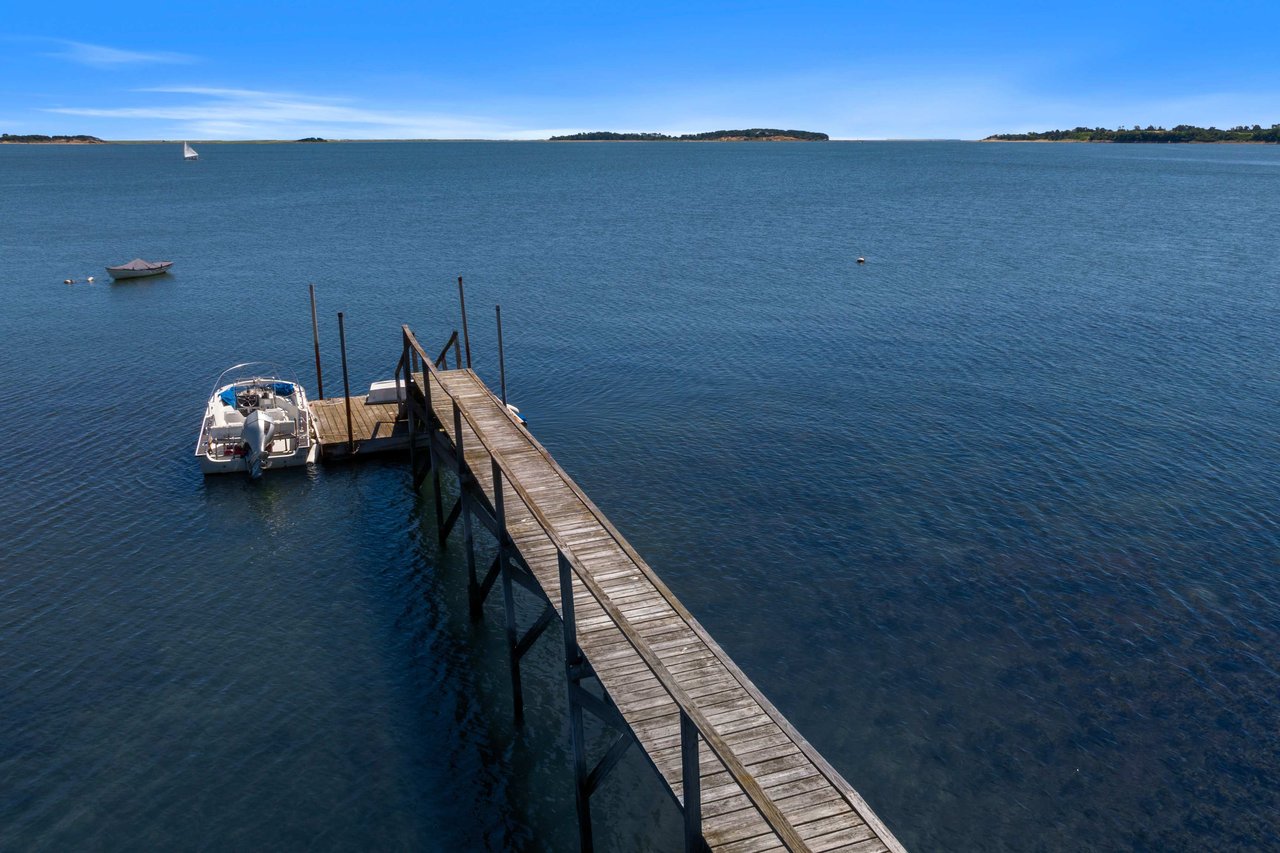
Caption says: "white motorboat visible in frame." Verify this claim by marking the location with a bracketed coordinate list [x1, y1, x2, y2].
[195, 363, 319, 477]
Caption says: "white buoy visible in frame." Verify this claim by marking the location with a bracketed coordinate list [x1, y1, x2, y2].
[64, 278, 73, 284]
[856, 257, 866, 264]
[87, 276, 95, 283]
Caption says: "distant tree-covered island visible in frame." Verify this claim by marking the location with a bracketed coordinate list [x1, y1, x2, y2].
[985, 124, 1280, 143]
[1, 133, 104, 144]
[550, 128, 829, 141]
[296, 137, 328, 142]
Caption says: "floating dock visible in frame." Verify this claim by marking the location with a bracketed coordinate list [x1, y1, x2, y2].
[311, 396, 406, 458]
[314, 325, 906, 852]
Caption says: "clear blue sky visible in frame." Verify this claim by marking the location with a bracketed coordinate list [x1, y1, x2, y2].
[2, 0, 1277, 140]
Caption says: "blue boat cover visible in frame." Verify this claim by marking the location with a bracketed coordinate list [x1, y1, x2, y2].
[218, 382, 294, 408]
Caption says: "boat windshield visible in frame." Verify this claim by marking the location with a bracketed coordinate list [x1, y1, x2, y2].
[210, 362, 302, 400]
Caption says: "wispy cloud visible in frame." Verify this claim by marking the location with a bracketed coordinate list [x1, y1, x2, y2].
[39, 69, 1280, 141]
[45, 86, 532, 139]
[47, 40, 196, 68]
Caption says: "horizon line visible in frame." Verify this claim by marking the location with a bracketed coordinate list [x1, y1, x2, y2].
[5, 136, 976, 144]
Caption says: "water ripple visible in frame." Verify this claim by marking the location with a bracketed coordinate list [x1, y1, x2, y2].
[3, 141, 1279, 852]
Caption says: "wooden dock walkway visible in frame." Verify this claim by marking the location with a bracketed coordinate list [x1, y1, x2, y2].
[319, 326, 907, 852]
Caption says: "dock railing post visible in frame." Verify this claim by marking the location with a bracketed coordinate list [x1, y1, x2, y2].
[419, 340, 440, 492]
[457, 275, 472, 369]
[395, 331, 406, 412]
[559, 550, 593, 852]
[421, 347, 435, 440]
[681, 709, 705, 852]
[430, 340, 446, 541]
[496, 304, 507, 406]
[337, 311, 353, 454]
[309, 284, 324, 399]
[454, 400, 480, 620]
[403, 333, 415, 480]
[494, 457, 525, 722]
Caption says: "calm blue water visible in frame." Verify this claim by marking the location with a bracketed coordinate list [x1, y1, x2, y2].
[1, 141, 1278, 851]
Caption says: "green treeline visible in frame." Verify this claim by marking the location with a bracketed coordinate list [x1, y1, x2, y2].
[550, 128, 829, 141]
[986, 124, 1280, 143]
[1, 133, 104, 143]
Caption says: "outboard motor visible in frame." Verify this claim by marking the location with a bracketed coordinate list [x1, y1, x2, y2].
[241, 410, 277, 478]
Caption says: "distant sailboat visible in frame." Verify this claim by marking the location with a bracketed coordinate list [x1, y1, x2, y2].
[183, 142, 198, 161]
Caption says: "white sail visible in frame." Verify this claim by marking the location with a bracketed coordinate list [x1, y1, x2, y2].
[183, 142, 198, 160]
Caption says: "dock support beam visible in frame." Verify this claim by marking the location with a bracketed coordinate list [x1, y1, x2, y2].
[433, 467, 446, 541]
[560, 550, 594, 852]
[493, 457, 525, 721]
[422, 363, 556, 722]
[557, 548, 642, 852]
[491, 458, 558, 724]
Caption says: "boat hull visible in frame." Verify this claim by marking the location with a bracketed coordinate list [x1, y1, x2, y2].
[198, 442, 317, 474]
[107, 263, 173, 280]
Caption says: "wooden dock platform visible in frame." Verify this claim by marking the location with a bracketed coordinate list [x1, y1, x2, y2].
[312, 395, 408, 459]
[383, 325, 906, 853]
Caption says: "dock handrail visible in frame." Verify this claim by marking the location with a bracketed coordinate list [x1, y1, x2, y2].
[435, 330, 460, 369]
[400, 325, 809, 850]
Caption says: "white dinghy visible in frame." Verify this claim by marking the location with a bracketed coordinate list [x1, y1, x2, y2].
[106, 258, 173, 280]
[196, 363, 319, 477]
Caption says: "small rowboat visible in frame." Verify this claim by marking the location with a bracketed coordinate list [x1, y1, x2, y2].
[106, 258, 173, 280]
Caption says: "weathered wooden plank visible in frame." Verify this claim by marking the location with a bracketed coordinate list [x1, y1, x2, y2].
[684, 741, 799, 784]
[702, 754, 819, 804]
[721, 726, 795, 756]
[606, 648, 720, 687]
[578, 606, 677, 637]
[706, 784, 841, 822]
[629, 710, 682, 746]
[707, 827, 786, 853]
[808, 829, 885, 853]
[800, 817, 877, 849]
[821, 837, 891, 853]
[615, 691, 680, 719]
[708, 792, 858, 845]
